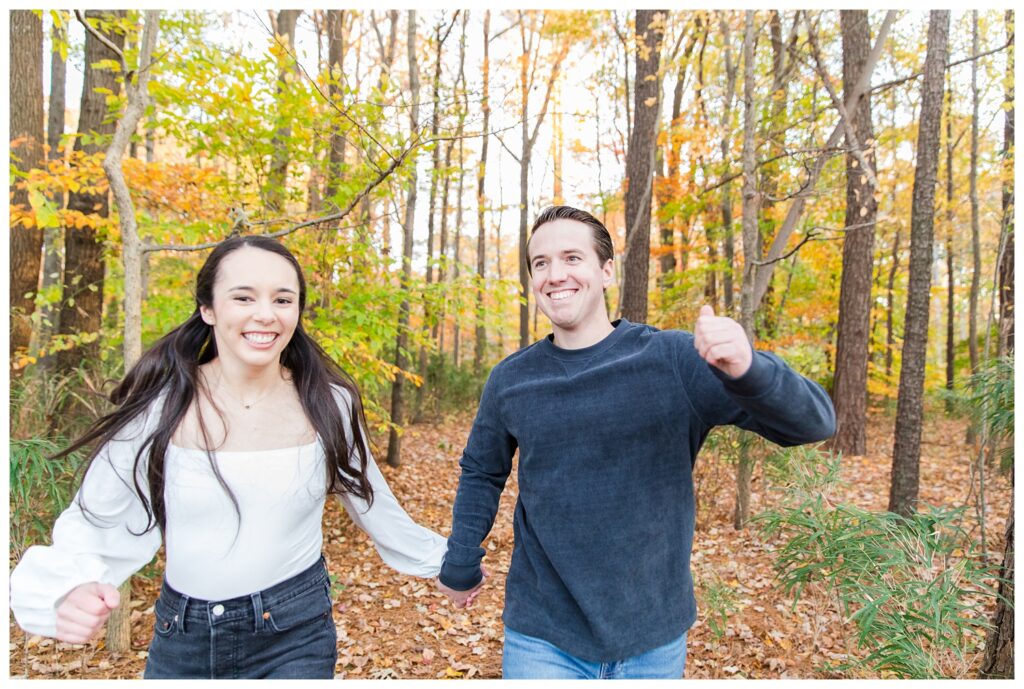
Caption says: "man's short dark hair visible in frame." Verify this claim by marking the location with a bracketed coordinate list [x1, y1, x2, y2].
[527, 206, 614, 274]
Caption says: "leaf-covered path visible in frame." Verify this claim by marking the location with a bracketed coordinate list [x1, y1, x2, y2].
[9, 409, 1010, 679]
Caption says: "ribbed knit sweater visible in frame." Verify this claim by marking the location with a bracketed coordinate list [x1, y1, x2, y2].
[439, 319, 835, 662]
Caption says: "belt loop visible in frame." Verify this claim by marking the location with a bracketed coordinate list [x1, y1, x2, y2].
[251, 591, 266, 632]
[176, 593, 190, 634]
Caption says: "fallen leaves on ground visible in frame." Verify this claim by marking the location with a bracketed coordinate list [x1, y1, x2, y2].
[8, 408, 1011, 678]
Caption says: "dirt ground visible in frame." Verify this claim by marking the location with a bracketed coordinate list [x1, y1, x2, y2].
[8, 408, 1012, 679]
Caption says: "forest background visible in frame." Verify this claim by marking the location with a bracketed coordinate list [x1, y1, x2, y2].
[6, 8, 1016, 679]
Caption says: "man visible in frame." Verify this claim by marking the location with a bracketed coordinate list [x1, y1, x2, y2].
[436, 206, 835, 679]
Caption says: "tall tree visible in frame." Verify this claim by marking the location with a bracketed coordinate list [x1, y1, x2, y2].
[474, 10, 492, 373]
[386, 11, 421, 468]
[733, 10, 759, 529]
[57, 10, 127, 376]
[324, 10, 348, 208]
[716, 12, 738, 314]
[38, 11, 70, 364]
[982, 17, 1015, 671]
[656, 16, 698, 290]
[414, 12, 458, 419]
[517, 11, 570, 347]
[94, 10, 160, 653]
[621, 10, 666, 323]
[9, 10, 46, 370]
[450, 11, 469, 364]
[944, 75, 956, 412]
[266, 9, 301, 213]
[968, 10, 981, 379]
[888, 10, 949, 517]
[997, 10, 1014, 355]
[831, 10, 878, 456]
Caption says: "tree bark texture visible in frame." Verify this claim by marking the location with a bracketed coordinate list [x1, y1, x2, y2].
[888, 10, 948, 517]
[738, 10, 758, 342]
[831, 10, 877, 456]
[718, 12, 738, 315]
[979, 491, 1014, 678]
[621, 10, 666, 324]
[9, 10, 46, 368]
[58, 10, 127, 375]
[266, 9, 300, 213]
[386, 11, 420, 468]
[38, 12, 69, 362]
[968, 11, 981, 377]
[998, 10, 1014, 355]
[945, 80, 956, 413]
[475, 10, 491, 373]
[98, 11, 160, 654]
[324, 10, 347, 206]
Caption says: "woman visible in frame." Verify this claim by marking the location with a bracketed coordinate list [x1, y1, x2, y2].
[10, 235, 448, 678]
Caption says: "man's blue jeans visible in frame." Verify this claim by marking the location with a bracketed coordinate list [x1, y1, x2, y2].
[502, 626, 687, 679]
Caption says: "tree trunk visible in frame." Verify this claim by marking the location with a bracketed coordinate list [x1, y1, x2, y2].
[718, 12, 738, 315]
[517, 12, 568, 348]
[888, 10, 948, 517]
[738, 10, 759, 343]
[754, 10, 796, 339]
[414, 14, 455, 419]
[621, 10, 666, 324]
[831, 10, 877, 456]
[885, 228, 901, 378]
[266, 9, 300, 213]
[37, 12, 69, 366]
[99, 10, 160, 655]
[979, 489, 1014, 678]
[9, 10, 46, 371]
[451, 13, 468, 366]
[475, 10, 491, 373]
[656, 20, 697, 292]
[386, 11, 420, 468]
[997, 10, 1014, 356]
[945, 75, 956, 413]
[733, 10, 759, 530]
[57, 10, 127, 376]
[968, 10, 981, 378]
[324, 10, 347, 207]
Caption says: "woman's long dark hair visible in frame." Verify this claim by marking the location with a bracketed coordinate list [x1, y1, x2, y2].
[60, 235, 374, 535]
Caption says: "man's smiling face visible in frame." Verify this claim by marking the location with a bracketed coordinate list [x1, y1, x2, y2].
[528, 218, 614, 342]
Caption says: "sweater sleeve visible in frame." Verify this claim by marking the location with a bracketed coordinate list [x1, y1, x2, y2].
[438, 367, 517, 591]
[680, 341, 836, 445]
[331, 387, 446, 578]
[9, 413, 163, 638]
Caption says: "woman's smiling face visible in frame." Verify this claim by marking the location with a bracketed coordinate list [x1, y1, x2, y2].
[199, 246, 301, 371]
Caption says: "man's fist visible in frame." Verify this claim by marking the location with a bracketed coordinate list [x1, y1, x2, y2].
[693, 305, 753, 379]
[55, 582, 120, 644]
[435, 566, 489, 609]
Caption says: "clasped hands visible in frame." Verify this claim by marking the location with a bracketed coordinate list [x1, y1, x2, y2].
[434, 566, 489, 609]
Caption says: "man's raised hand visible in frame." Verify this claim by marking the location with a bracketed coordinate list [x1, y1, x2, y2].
[693, 305, 753, 379]
[55, 582, 120, 644]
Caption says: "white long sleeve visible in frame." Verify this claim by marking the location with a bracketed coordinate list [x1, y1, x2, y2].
[332, 387, 446, 577]
[9, 404, 164, 638]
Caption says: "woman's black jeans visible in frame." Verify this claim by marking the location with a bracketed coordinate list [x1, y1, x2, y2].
[144, 556, 337, 678]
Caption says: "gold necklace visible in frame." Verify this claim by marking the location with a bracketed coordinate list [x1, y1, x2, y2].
[205, 369, 279, 410]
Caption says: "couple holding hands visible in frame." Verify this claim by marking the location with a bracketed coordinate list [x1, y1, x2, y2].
[11, 206, 834, 679]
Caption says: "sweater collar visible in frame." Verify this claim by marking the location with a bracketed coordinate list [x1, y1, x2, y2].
[537, 318, 631, 360]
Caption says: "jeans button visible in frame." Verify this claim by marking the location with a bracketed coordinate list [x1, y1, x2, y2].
[212, 604, 225, 616]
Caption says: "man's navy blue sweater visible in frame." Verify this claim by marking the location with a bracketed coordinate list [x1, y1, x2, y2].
[439, 319, 835, 662]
